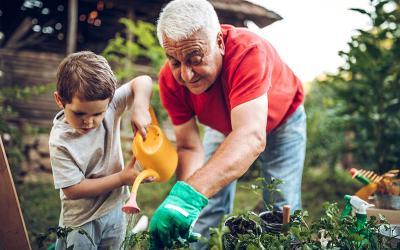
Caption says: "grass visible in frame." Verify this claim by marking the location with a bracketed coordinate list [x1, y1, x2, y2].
[17, 166, 361, 249]
[16, 177, 60, 249]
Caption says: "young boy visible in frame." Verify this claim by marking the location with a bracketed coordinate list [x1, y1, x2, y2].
[49, 51, 153, 249]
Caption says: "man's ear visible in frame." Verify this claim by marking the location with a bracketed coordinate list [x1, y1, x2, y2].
[216, 31, 225, 56]
[54, 92, 65, 109]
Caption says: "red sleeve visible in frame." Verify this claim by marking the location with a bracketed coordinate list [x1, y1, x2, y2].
[228, 46, 271, 110]
[159, 65, 194, 125]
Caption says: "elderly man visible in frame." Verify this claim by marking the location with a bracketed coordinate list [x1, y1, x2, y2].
[149, 0, 306, 248]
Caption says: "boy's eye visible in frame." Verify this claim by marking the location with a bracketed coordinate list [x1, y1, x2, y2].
[73, 112, 85, 116]
[94, 112, 103, 116]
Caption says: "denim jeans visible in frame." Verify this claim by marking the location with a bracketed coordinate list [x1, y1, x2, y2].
[55, 202, 126, 250]
[192, 105, 306, 249]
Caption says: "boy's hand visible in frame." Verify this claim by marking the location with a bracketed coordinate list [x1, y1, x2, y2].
[119, 157, 140, 186]
[120, 158, 155, 186]
[131, 104, 152, 139]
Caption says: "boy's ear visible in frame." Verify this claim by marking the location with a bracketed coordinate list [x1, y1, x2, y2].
[54, 92, 65, 109]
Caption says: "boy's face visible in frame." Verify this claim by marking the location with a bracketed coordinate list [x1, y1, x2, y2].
[54, 92, 110, 135]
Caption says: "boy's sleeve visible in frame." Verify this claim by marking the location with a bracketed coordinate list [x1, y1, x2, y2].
[109, 83, 133, 117]
[50, 144, 85, 189]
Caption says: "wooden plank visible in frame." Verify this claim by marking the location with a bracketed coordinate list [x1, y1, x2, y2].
[0, 138, 31, 250]
[67, 0, 78, 54]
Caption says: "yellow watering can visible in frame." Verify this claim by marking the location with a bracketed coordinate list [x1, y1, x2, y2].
[122, 107, 178, 214]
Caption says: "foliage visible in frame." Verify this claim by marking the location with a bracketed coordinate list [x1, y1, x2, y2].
[120, 231, 190, 250]
[151, 83, 168, 123]
[304, 80, 346, 169]
[209, 181, 394, 250]
[37, 226, 94, 250]
[17, 180, 60, 248]
[102, 18, 168, 123]
[0, 83, 54, 178]
[102, 18, 166, 82]
[243, 177, 283, 211]
[318, 0, 400, 173]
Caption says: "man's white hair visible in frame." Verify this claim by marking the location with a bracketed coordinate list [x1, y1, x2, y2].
[157, 0, 221, 47]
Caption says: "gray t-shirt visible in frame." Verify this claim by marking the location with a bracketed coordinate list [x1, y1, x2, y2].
[49, 83, 132, 227]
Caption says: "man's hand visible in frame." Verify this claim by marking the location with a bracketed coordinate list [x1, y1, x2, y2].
[149, 181, 208, 249]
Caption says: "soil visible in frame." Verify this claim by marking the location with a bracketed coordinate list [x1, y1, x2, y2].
[259, 211, 285, 234]
[224, 216, 261, 236]
[259, 210, 283, 224]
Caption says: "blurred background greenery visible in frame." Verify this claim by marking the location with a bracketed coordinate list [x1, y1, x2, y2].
[1, 0, 399, 248]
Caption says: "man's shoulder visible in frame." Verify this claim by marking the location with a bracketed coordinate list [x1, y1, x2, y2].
[222, 24, 265, 49]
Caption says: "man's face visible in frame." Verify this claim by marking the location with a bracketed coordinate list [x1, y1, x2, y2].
[163, 29, 225, 94]
[54, 93, 109, 135]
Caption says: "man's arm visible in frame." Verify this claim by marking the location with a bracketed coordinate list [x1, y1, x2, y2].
[173, 118, 204, 181]
[186, 94, 268, 197]
[62, 158, 138, 199]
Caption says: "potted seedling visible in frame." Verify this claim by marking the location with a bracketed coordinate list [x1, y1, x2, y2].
[251, 177, 294, 234]
[221, 211, 262, 249]
[37, 226, 94, 250]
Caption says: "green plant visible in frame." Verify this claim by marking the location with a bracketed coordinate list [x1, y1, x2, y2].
[102, 18, 168, 123]
[102, 18, 166, 82]
[0, 83, 54, 178]
[37, 226, 94, 250]
[244, 177, 283, 211]
[304, 80, 346, 170]
[319, 0, 400, 173]
[209, 178, 394, 249]
[120, 230, 191, 250]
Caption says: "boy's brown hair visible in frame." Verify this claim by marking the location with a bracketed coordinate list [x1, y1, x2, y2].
[56, 51, 117, 104]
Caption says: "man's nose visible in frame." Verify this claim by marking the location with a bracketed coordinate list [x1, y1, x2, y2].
[180, 65, 194, 83]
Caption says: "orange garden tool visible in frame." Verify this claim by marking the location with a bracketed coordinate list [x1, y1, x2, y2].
[349, 168, 400, 201]
[349, 168, 381, 201]
[122, 107, 178, 214]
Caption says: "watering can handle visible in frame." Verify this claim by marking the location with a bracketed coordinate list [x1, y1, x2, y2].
[130, 169, 160, 194]
[149, 106, 159, 126]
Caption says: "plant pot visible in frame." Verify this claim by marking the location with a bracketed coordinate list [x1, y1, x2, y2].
[379, 224, 400, 248]
[223, 214, 262, 236]
[222, 214, 262, 250]
[259, 210, 287, 234]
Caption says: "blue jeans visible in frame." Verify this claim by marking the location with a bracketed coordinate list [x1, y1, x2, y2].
[192, 105, 306, 249]
[55, 202, 126, 250]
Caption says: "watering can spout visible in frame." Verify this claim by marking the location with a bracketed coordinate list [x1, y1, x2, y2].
[122, 193, 140, 214]
[123, 169, 160, 214]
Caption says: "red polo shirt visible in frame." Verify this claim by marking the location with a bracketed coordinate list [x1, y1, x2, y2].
[159, 25, 304, 135]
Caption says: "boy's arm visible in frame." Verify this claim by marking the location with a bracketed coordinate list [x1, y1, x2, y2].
[62, 158, 138, 199]
[129, 75, 153, 138]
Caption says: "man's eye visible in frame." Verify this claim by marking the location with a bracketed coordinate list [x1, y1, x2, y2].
[170, 60, 180, 67]
[190, 56, 202, 65]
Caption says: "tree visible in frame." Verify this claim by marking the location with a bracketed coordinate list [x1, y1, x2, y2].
[325, 0, 400, 173]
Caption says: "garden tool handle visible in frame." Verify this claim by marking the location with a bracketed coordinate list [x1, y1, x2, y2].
[130, 169, 160, 195]
[283, 205, 290, 224]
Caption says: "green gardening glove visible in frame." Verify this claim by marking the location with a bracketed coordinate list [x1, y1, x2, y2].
[149, 181, 208, 249]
